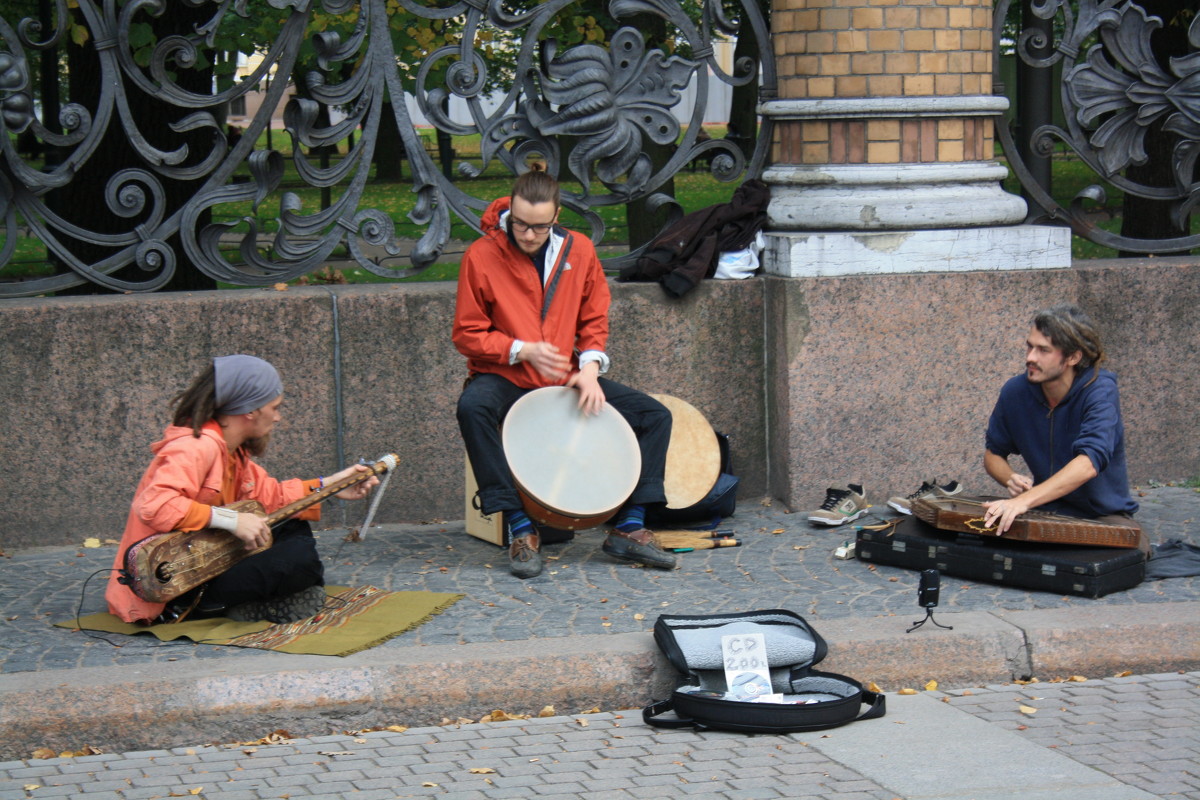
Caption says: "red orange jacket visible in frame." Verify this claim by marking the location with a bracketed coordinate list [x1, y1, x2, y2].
[105, 421, 319, 623]
[452, 196, 609, 389]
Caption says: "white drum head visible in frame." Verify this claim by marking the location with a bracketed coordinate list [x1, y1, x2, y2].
[503, 386, 640, 518]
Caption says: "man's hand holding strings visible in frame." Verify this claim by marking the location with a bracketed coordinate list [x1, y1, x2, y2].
[518, 341, 570, 382]
[566, 361, 604, 416]
[981, 495, 1031, 535]
[325, 463, 381, 501]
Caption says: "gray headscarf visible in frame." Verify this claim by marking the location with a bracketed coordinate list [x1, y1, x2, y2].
[213, 355, 283, 415]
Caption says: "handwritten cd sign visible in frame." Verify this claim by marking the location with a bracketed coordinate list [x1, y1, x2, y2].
[721, 633, 775, 700]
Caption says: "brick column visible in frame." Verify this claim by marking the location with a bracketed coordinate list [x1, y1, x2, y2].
[762, 0, 1069, 275]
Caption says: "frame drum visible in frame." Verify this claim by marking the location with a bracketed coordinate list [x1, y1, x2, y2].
[502, 386, 641, 530]
[650, 394, 721, 510]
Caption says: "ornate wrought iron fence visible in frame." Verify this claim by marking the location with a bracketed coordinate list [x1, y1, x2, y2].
[995, 0, 1200, 254]
[0, 0, 771, 296]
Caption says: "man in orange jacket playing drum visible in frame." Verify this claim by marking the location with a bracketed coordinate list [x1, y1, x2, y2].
[105, 355, 379, 624]
[453, 168, 677, 579]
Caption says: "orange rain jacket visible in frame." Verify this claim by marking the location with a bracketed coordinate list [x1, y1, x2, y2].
[452, 195, 609, 389]
[105, 421, 320, 623]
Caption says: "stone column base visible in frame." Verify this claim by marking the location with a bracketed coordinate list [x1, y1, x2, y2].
[765, 225, 1071, 277]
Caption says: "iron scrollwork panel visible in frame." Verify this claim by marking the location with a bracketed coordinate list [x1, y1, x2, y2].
[995, 0, 1200, 253]
[0, 0, 772, 296]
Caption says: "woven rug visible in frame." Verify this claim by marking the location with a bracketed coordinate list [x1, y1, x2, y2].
[58, 585, 462, 657]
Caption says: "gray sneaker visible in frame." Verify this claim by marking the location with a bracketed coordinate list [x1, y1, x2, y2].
[886, 479, 963, 515]
[808, 484, 868, 526]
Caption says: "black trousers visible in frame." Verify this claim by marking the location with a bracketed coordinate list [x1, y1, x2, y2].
[457, 374, 672, 517]
[198, 518, 324, 611]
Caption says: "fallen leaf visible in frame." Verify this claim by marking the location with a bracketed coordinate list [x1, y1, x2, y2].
[1019, 705, 1038, 715]
[576, 718, 589, 727]
[538, 706, 555, 717]
[772, 528, 785, 534]
[1114, 670, 1132, 678]
[25, 786, 42, 791]
[273, 283, 289, 291]
[190, 789, 204, 796]
[924, 680, 938, 691]
[469, 767, 497, 774]
[386, 725, 408, 732]
[31, 748, 56, 759]
[83, 538, 101, 548]
[1067, 676, 1087, 683]
[634, 613, 645, 621]
[422, 782, 439, 788]
[897, 688, 917, 695]
[579, 706, 601, 714]
[866, 681, 882, 693]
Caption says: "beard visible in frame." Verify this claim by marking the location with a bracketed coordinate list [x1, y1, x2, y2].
[242, 433, 271, 457]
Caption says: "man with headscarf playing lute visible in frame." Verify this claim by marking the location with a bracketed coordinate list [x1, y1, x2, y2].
[105, 355, 378, 625]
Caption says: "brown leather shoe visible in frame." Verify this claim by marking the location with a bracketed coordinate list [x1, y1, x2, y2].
[509, 532, 543, 579]
[602, 528, 676, 570]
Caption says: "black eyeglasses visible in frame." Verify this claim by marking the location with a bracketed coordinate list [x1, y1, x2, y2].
[511, 217, 554, 235]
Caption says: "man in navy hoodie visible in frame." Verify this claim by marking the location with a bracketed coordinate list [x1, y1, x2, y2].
[981, 304, 1139, 535]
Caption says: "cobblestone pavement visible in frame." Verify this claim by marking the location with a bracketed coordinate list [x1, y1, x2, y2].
[1, 486, 1197, 674]
[937, 671, 1200, 800]
[2, 671, 1196, 800]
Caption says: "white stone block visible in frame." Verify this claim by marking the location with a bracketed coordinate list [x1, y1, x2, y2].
[764, 225, 1072, 277]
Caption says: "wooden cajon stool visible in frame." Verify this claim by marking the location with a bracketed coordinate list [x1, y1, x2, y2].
[464, 452, 504, 545]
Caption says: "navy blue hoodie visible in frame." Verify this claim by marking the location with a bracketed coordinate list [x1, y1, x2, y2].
[985, 367, 1137, 517]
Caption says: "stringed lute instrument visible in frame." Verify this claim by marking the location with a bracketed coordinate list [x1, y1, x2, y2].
[121, 453, 399, 603]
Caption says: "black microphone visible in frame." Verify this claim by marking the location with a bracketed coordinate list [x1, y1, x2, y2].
[918, 569, 941, 608]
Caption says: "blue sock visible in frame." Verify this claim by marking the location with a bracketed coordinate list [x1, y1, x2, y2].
[614, 505, 646, 533]
[506, 509, 534, 540]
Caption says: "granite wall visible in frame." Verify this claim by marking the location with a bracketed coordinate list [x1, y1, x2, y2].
[766, 257, 1200, 511]
[0, 279, 766, 549]
[2, 258, 1197, 549]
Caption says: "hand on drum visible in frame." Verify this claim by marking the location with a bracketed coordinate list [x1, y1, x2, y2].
[518, 341, 570, 381]
[566, 362, 604, 415]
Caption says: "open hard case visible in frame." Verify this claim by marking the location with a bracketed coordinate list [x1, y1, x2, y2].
[643, 609, 885, 733]
[856, 515, 1146, 598]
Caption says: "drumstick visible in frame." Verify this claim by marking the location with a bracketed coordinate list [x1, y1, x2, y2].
[653, 528, 734, 539]
[664, 539, 740, 552]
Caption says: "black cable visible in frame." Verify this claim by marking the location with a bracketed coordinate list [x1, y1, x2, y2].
[75, 569, 128, 647]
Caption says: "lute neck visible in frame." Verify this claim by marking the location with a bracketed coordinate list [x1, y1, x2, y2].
[265, 453, 399, 528]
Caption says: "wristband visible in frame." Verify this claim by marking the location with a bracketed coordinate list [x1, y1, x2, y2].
[209, 505, 239, 533]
